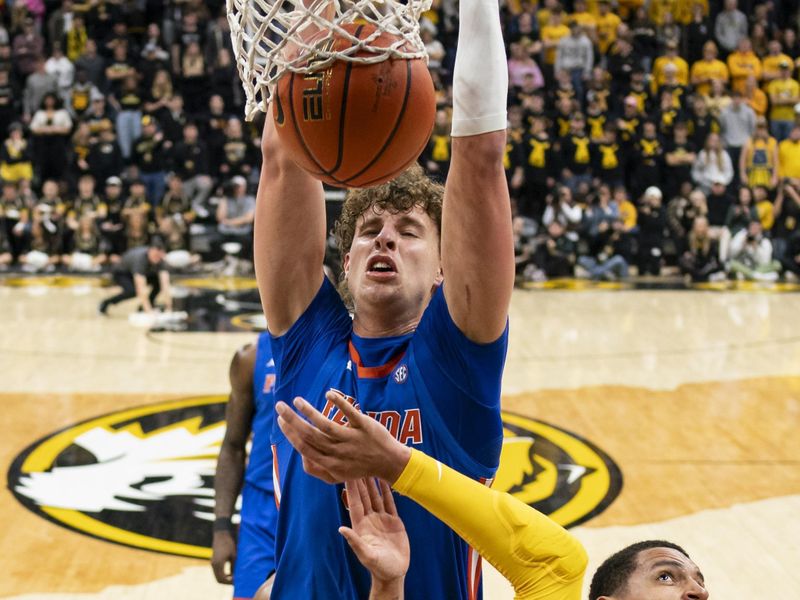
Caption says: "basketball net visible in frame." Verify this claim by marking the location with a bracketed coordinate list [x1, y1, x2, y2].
[227, 0, 431, 120]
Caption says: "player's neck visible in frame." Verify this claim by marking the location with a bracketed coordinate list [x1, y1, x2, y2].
[351, 308, 420, 338]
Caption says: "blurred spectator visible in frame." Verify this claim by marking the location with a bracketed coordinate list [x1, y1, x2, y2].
[724, 186, 760, 240]
[743, 74, 767, 117]
[99, 176, 126, 259]
[62, 212, 106, 271]
[559, 112, 592, 192]
[715, 0, 748, 56]
[664, 120, 697, 199]
[728, 38, 762, 94]
[421, 22, 445, 71]
[44, 43, 74, 99]
[727, 220, 781, 281]
[692, 132, 734, 193]
[0, 122, 34, 183]
[637, 186, 667, 275]
[679, 217, 724, 282]
[740, 116, 779, 189]
[172, 121, 213, 216]
[532, 220, 576, 280]
[29, 92, 73, 182]
[423, 108, 451, 182]
[0, 223, 11, 269]
[12, 17, 44, 80]
[766, 60, 799, 141]
[218, 117, 253, 179]
[778, 125, 800, 180]
[67, 68, 101, 118]
[23, 58, 58, 122]
[113, 73, 143, 160]
[132, 116, 170, 205]
[685, 3, 713, 64]
[15, 203, 60, 272]
[85, 121, 123, 184]
[631, 120, 662, 198]
[0, 69, 18, 138]
[719, 90, 756, 183]
[594, 0, 621, 56]
[578, 184, 629, 280]
[652, 39, 689, 94]
[690, 41, 729, 97]
[1, 180, 26, 258]
[64, 15, 88, 63]
[555, 22, 593, 99]
[668, 186, 708, 253]
[540, 7, 569, 82]
[762, 40, 793, 86]
[73, 38, 104, 88]
[158, 173, 195, 226]
[216, 176, 255, 261]
[592, 124, 624, 188]
[508, 42, 544, 89]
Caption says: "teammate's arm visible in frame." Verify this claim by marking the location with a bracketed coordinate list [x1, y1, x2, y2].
[212, 344, 256, 585]
[441, 0, 515, 344]
[255, 112, 326, 337]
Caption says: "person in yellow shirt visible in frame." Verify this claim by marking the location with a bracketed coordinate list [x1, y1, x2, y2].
[270, 391, 710, 600]
[727, 37, 762, 93]
[766, 61, 800, 141]
[778, 125, 800, 180]
[594, 0, 621, 55]
[570, 0, 597, 34]
[761, 39, 794, 87]
[690, 40, 729, 97]
[744, 74, 768, 117]
[741, 116, 780, 189]
[651, 39, 689, 93]
[540, 8, 571, 70]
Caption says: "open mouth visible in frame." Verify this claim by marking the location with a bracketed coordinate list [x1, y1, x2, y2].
[367, 256, 397, 275]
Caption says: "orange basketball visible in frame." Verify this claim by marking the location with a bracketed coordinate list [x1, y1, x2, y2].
[273, 24, 436, 188]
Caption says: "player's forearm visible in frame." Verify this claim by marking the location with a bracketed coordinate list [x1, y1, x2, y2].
[255, 119, 325, 336]
[214, 445, 246, 518]
[393, 450, 587, 599]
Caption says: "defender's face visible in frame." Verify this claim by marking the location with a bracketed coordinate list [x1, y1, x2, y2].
[608, 548, 708, 600]
[344, 205, 441, 317]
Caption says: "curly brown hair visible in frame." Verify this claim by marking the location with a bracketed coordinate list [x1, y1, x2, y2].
[333, 164, 444, 307]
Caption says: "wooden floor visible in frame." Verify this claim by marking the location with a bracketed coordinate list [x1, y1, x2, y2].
[2, 277, 799, 599]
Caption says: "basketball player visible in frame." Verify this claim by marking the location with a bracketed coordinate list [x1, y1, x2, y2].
[277, 391, 709, 600]
[212, 332, 277, 599]
[255, 0, 513, 595]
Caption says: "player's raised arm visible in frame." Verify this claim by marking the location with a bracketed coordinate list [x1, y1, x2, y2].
[441, 0, 515, 344]
[255, 115, 326, 336]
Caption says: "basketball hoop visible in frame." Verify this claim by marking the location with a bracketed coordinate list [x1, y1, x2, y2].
[227, 0, 432, 120]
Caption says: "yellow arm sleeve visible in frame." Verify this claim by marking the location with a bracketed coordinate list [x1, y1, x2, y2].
[393, 449, 587, 600]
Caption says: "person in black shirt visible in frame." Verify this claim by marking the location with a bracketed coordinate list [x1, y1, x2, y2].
[98, 239, 172, 315]
[679, 216, 724, 282]
[637, 186, 667, 276]
[100, 176, 126, 260]
[218, 117, 254, 179]
[688, 96, 720, 149]
[592, 124, 625, 189]
[521, 116, 556, 220]
[172, 121, 213, 217]
[86, 121, 124, 184]
[0, 69, 19, 141]
[111, 70, 143, 161]
[631, 120, 663, 199]
[559, 112, 592, 192]
[663, 120, 697, 200]
[132, 115, 171, 206]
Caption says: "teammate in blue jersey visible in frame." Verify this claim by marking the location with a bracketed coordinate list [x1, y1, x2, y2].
[213, 333, 278, 599]
[254, 0, 513, 594]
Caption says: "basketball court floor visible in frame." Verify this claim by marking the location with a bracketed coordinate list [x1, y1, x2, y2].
[2, 274, 799, 599]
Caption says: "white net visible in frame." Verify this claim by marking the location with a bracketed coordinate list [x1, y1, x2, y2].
[227, 0, 432, 120]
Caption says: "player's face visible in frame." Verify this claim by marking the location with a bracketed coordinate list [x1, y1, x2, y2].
[611, 548, 708, 600]
[344, 205, 441, 321]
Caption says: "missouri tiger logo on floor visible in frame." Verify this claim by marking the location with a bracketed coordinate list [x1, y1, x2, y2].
[7, 397, 621, 558]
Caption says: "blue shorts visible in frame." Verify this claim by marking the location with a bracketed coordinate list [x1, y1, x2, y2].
[233, 482, 278, 599]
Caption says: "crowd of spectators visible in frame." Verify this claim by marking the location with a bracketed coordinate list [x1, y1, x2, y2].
[1, 0, 800, 285]
[420, 0, 800, 283]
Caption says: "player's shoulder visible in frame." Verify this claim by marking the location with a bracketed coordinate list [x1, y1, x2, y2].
[231, 342, 257, 380]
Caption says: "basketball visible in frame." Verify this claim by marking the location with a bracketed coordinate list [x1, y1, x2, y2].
[273, 24, 436, 188]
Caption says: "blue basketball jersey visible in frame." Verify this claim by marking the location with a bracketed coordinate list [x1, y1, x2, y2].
[244, 332, 277, 491]
[270, 279, 508, 600]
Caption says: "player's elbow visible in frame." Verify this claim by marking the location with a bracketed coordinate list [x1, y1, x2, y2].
[452, 131, 508, 172]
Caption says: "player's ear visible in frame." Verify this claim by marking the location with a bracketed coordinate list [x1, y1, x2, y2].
[343, 253, 351, 277]
[434, 266, 443, 285]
